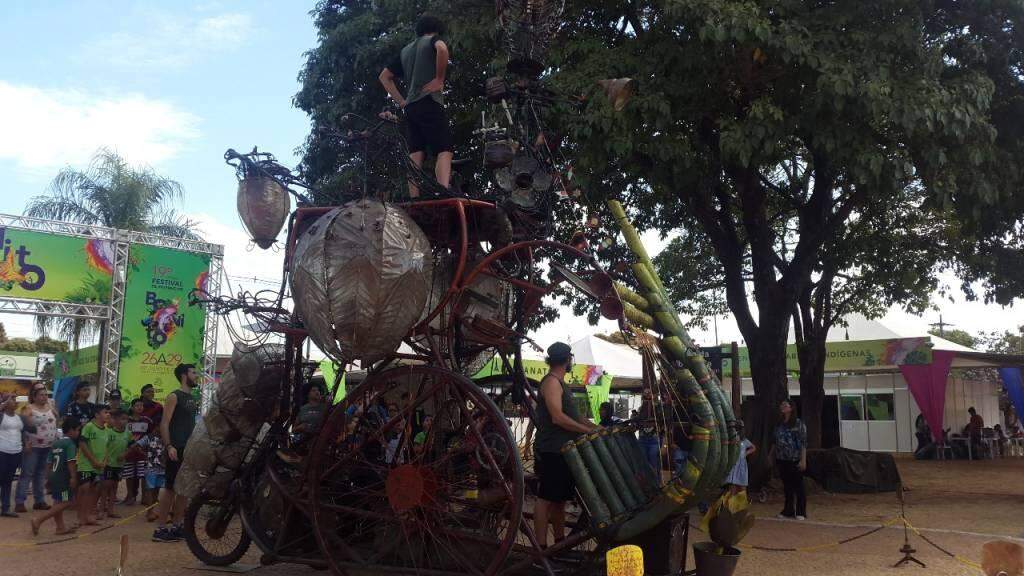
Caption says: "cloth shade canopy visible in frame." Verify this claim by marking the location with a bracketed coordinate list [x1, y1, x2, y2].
[900, 350, 955, 443]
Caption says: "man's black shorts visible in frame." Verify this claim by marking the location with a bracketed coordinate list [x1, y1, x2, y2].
[404, 98, 453, 154]
[165, 447, 184, 491]
[537, 452, 575, 503]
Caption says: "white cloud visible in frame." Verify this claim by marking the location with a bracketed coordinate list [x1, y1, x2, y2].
[0, 81, 199, 171]
[80, 12, 252, 70]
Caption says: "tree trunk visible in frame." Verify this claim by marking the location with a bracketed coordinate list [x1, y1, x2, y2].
[796, 335, 827, 449]
[743, 315, 792, 489]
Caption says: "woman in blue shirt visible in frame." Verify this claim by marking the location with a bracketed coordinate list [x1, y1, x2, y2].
[770, 399, 807, 519]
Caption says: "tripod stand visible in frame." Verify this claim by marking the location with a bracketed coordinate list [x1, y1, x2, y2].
[893, 484, 925, 568]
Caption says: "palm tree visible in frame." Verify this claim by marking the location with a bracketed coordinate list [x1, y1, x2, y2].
[24, 148, 202, 345]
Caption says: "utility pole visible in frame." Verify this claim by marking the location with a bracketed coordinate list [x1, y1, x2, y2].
[929, 314, 954, 337]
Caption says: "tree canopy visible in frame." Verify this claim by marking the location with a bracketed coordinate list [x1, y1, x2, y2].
[295, 1, 1024, 447]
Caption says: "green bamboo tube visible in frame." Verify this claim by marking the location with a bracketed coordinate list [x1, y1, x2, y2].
[620, 429, 658, 493]
[591, 433, 639, 510]
[660, 336, 688, 363]
[631, 263, 662, 300]
[613, 282, 649, 311]
[604, 429, 648, 505]
[578, 441, 625, 518]
[623, 303, 655, 330]
[562, 442, 611, 529]
[614, 429, 657, 498]
[678, 370, 720, 497]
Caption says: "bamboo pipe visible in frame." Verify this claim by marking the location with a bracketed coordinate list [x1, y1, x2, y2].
[562, 442, 611, 529]
[613, 282, 649, 311]
[578, 441, 626, 518]
[590, 433, 639, 510]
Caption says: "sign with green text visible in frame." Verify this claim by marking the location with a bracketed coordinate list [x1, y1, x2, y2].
[0, 227, 114, 304]
[117, 244, 210, 401]
[473, 357, 614, 420]
[720, 337, 934, 377]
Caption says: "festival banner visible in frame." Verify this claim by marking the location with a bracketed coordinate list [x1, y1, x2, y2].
[473, 357, 614, 419]
[117, 244, 211, 401]
[720, 337, 934, 377]
[0, 226, 114, 303]
[54, 345, 101, 379]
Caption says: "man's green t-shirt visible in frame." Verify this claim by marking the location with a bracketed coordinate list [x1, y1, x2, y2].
[387, 35, 445, 106]
[48, 437, 77, 494]
[107, 426, 132, 468]
[78, 421, 110, 473]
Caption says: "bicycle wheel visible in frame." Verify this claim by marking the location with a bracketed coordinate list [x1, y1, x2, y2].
[184, 492, 253, 566]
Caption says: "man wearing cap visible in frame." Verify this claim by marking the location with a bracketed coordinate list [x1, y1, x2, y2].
[534, 342, 598, 548]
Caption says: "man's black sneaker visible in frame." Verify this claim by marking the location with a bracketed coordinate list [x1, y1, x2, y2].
[152, 527, 181, 542]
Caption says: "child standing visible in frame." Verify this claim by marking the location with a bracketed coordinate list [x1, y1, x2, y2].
[141, 430, 165, 522]
[31, 417, 81, 536]
[102, 410, 131, 519]
[724, 421, 757, 495]
[76, 405, 110, 526]
[121, 399, 152, 505]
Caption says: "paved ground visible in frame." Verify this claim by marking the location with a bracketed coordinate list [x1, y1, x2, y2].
[0, 455, 1019, 575]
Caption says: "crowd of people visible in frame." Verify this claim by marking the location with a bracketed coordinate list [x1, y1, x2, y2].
[0, 363, 199, 544]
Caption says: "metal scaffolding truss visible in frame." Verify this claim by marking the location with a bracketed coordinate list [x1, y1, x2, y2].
[98, 238, 130, 401]
[0, 215, 223, 402]
[0, 213, 117, 240]
[119, 229, 224, 256]
[200, 254, 223, 412]
[0, 297, 109, 320]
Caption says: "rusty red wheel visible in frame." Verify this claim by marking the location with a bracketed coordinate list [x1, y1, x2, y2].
[309, 365, 524, 576]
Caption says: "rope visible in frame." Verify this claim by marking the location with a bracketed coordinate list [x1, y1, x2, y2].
[901, 517, 985, 572]
[690, 513, 985, 572]
[0, 503, 158, 550]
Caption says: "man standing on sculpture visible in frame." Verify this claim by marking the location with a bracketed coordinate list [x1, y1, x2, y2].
[534, 342, 598, 547]
[378, 14, 453, 197]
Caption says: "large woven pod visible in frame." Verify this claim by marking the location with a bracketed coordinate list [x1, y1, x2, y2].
[237, 176, 290, 249]
[290, 200, 433, 365]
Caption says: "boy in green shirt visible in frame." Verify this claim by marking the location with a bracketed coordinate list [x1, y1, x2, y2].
[101, 410, 131, 519]
[31, 417, 81, 536]
[76, 405, 110, 526]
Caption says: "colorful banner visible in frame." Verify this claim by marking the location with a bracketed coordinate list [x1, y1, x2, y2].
[54, 345, 101, 379]
[473, 357, 614, 420]
[0, 227, 114, 304]
[720, 337, 933, 377]
[117, 244, 210, 401]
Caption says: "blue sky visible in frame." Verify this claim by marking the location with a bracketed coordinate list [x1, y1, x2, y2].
[0, 2, 1018, 348]
[0, 1, 313, 226]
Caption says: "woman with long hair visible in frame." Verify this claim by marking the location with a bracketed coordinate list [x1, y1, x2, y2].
[770, 399, 807, 520]
[16, 385, 59, 512]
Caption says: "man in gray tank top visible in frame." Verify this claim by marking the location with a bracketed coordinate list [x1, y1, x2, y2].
[152, 363, 198, 543]
[379, 15, 453, 198]
[534, 342, 598, 548]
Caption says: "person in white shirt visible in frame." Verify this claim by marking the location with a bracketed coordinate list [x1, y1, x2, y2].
[0, 393, 29, 517]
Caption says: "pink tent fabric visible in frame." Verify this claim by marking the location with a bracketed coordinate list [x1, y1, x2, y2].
[900, 350, 955, 443]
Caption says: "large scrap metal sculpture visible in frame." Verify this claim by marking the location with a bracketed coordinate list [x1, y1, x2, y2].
[180, 2, 738, 574]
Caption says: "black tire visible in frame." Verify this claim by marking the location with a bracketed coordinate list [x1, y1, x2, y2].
[184, 493, 252, 566]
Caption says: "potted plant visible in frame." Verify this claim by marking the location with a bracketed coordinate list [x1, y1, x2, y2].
[694, 491, 755, 576]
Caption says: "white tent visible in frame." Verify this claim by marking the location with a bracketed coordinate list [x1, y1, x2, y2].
[570, 335, 643, 380]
